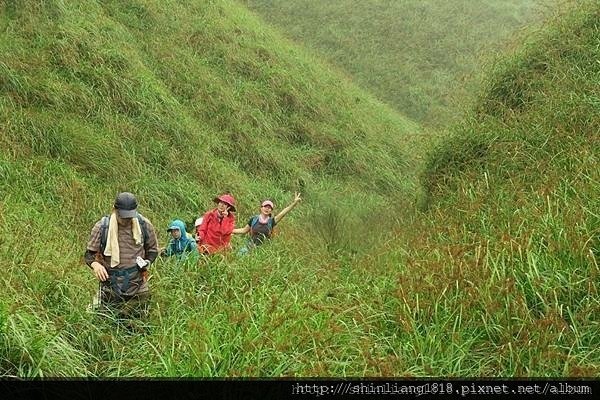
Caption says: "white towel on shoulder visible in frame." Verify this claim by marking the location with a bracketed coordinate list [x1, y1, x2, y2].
[103, 211, 143, 268]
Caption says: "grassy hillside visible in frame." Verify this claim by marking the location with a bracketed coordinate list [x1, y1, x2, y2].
[0, 0, 421, 257]
[390, 0, 599, 376]
[245, 0, 556, 127]
[1, 0, 598, 379]
[0, 0, 420, 377]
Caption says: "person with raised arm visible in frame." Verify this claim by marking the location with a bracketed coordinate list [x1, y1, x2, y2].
[233, 192, 302, 255]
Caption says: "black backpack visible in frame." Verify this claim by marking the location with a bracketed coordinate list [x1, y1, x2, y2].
[249, 215, 275, 238]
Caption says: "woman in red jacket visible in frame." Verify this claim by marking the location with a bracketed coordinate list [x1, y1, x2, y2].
[196, 194, 237, 255]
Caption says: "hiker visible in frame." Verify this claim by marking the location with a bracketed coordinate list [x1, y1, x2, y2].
[193, 216, 203, 242]
[161, 219, 199, 261]
[196, 193, 237, 255]
[84, 192, 158, 318]
[233, 192, 302, 255]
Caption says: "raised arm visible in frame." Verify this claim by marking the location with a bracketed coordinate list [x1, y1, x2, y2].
[232, 225, 251, 234]
[274, 192, 302, 224]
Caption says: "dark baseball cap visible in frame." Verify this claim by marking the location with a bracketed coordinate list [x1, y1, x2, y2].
[114, 192, 138, 218]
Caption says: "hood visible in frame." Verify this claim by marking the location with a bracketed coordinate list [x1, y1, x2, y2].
[167, 219, 188, 236]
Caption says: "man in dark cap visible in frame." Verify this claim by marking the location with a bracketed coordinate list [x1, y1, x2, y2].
[84, 192, 158, 319]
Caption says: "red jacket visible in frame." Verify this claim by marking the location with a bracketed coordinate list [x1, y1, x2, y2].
[196, 209, 235, 254]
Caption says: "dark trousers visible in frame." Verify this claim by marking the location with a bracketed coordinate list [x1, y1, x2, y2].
[99, 276, 151, 320]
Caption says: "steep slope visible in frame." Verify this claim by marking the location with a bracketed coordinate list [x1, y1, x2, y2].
[383, 0, 599, 376]
[0, 0, 421, 376]
[245, 0, 556, 127]
[0, 0, 419, 256]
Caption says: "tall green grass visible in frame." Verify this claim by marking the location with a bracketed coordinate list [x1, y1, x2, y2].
[0, 0, 419, 377]
[0, 0, 598, 378]
[397, 0, 599, 376]
[245, 0, 557, 127]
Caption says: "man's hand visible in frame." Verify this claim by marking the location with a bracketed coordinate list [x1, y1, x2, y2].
[91, 262, 108, 282]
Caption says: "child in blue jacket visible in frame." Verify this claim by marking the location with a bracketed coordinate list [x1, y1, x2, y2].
[162, 219, 199, 260]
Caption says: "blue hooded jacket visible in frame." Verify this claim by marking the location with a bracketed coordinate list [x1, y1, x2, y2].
[165, 219, 198, 260]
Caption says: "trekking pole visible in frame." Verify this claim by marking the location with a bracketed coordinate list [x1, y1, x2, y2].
[96, 281, 102, 309]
